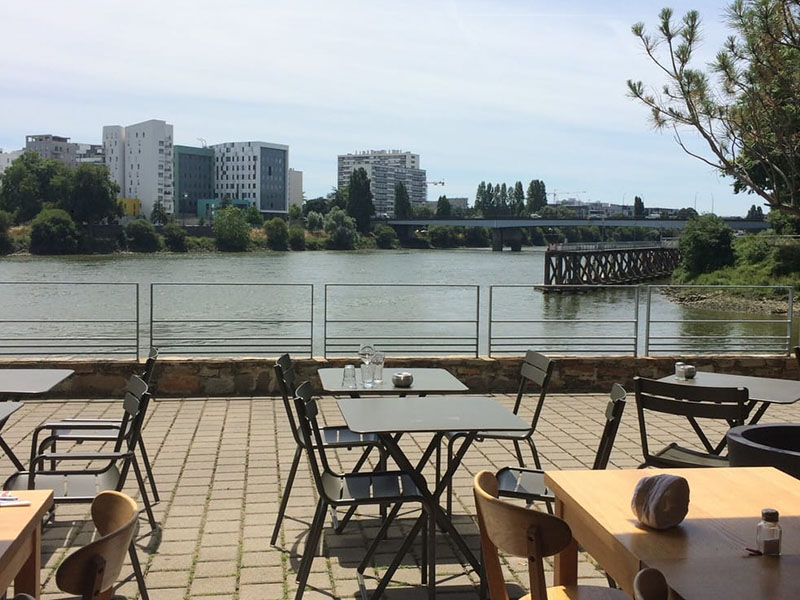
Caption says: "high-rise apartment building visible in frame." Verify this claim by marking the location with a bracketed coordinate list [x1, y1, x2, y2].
[102, 119, 174, 217]
[25, 134, 77, 168]
[0, 148, 23, 176]
[174, 145, 215, 215]
[337, 149, 426, 216]
[288, 168, 303, 208]
[75, 143, 104, 166]
[211, 141, 289, 214]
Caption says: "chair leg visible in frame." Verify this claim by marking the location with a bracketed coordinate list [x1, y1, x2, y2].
[138, 437, 160, 504]
[526, 437, 542, 470]
[512, 440, 526, 468]
[358, 502, 404, 574]
[272, 446, 303, 545]
[295, 499, 327, 599]
[421, 515, 427, 585]
[446, 437, 456, 517]
[427, 504, 436, 599]
[131, 458, 158, 531]
[129, 542, 150, 600]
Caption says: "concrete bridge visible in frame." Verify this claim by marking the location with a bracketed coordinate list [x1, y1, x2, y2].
[384, 217, 769, 251]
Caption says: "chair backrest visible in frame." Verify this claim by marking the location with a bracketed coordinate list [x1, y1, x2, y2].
[513, 350, 554, 431]
[118, 347, 159, 444]
[293, 380, 336, 500]
[634, 376, 748, 461]
[633, 567, 669, 600]
[274, 353, 304, 447]
[56, 491, 139, 598]
[592, 382, 627, 470]
[120, 374, 150, 453]
[142, 346, 159, 386]
[473, 470, 572, 600]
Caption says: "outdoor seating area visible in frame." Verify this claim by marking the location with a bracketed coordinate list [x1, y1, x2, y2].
[0, 347, 798, 598]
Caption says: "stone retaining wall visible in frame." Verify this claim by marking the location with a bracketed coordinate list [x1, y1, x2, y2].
[3, 355, 798, 399]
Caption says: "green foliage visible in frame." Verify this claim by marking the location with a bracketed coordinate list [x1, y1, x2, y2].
[394, 182, 412, 218]
[185, 236, 216, 252]
[0, 151, 73, 223]
[0, 210, 12, 254]
[412, 205, 434, 218]
[62, 164, 121, 224]
[288, 226, 306, 250]
[346, 168, 375, 233]
[287, 205, 303, 224]
[679, 214, 735, 275]
[746, 204, 765, 220]
[264, 217, 289, 251]
[306, 211, 324, 231]
[374, 224, 398, 249]
[125, 218, 161, 252]
[735, 233, 773, 265]
[436, 196, 452, 217]
[163, 222, 187, 252]
[676, 207, 698, 219]
[150, 202, 169, 225]
[428, 225, 460, 248]
[214, 206, 251, 251]
[773, 242, 800, 276]
[324, 207, 358, 250]
[463, 226, 490, 247]
[633, 196, 645, 217]
[303, 196, 329, 216]
[30, 208, 79, 254]
[245, 205, 264, 227]
[529, 227, 546, 246]
[526, 180, 547, 213]
[767, 210, 800, 234]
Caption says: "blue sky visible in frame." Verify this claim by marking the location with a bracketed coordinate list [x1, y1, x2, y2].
[0, 1, 764, 216]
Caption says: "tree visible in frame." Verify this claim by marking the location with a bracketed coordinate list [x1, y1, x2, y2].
[428, 225, 460, 248]
[306, 211, 324, 231]
[323, 207, 358, 250]
[125, 218, 161, 252]
[220, 195, 232, 208]
[511, 181, 525, 215]
[287, 205, 303, 225]
[634, 196, 645, 217]
[676, 207, 699, 219]
[526, 180, 547, 213]
[150, 201, 169, 225]
[679, 214, 735, 275]
[374, 224, 398, 249]
[628, 2, 800, 216]
[62, 163, 121, 224]
[264, 217, 289, 250]
[746, 204, 765, 219]
[0, 210, 13, 254]
[30, 208, 80, 254]
[162, 221, 187, 252]
[288, 226, 306, 250]
[767, 208, 800, 233]
[436, 196, 452, 217]
[245, 205, 264, 227]
[0, 151, 73, 223]
[214, 205, 250, 251]
[303, 196, 328, 216]
[394, 181, 412, 218]
[346, 168, 374, 233]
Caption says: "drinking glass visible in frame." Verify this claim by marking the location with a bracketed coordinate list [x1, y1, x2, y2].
[360, 362, 374, 388]
[358, 343, 375, 365]
[371, 351, 385, 384]
[342, 364, 357, 389]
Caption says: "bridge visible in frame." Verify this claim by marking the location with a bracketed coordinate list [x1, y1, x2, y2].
[384, 217, 769, 251]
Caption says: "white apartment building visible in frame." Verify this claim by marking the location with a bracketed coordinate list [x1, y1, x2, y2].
[211, 141, 289, 214]
[102, 119, 174, 216]
[337, 149, 426, 216]
[288, 168, 303, 208]
[0, 148, 23, 176]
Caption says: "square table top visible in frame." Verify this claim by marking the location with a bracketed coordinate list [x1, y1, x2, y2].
[338, 395, 529, 434]
[545, 467, 800, 600]
[0, 489, 54, 589]
[655, 371, 800, 404]
[319, 367, 468, 395]
[0, 369, 75, 395]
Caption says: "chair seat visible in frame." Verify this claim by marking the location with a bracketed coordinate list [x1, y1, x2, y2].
[537, 584, 631, 599]
[496, 466, 553, 502]
[321, 426, 379, 447]
[445, 428, 532, 441]
[650, 442, 729, 468]
[322, 471, 421, 503]
[5, 466, 121, 501]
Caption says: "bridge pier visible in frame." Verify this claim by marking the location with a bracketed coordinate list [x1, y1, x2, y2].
[491, 227, 522, 252]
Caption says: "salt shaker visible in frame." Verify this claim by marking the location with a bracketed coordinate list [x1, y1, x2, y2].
[757, 508, 781, 555]
[675, 362, 686, 380]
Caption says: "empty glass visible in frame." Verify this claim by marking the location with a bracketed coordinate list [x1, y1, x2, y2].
[371, 351, 385, 384]
[342, 364, 357, 388]
[361, 362, 374, 388]
[358, 343, 375, 365]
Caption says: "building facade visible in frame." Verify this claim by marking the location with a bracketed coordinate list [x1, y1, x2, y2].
[75, 143, 104, 166]
[0, 148, 23, 176]
[102, 126, 126, 194]
[211, 141, 289, 215]
[25, 134, 77, 168]
[288, 168, 303, 208]
[337, 149, 426, 216]
[174, 145, 215, 215]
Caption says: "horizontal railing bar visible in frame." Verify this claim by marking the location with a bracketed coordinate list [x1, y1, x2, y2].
[649, 319, 789, 325]
[153, 320, 312, 324]
[0, 320, 137, 324]
[326, 284, 478, 288]
[491, 320, 636, 324]
[152, 282, 313, 287]
[326, 320, 477, 325]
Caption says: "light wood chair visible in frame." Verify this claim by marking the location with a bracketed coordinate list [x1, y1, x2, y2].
[633, 567, 668, 600]
[473, 470, 629, 600]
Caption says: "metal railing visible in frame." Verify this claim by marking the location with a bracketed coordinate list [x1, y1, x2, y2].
[644, 285, 794, 355]
[489, 285, 640, 356]
[323, 284, 480, 357]
[150, 283, 313, 357]
[0, 282, 139, 357]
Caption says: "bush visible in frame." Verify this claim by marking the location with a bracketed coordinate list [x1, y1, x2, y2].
[125, 218, 161, 252]
[463, 226, 490, 247]
[78, 235, 120, 254]
[324, 207, 358, 250]
[245, 205, 264, 227]
[288, 226, 306, 250]
[214, 206, 251, 251]
[264, 217, 289, 251]
[374, 224, 398, 249]
[163, 222, 187, 252]
[185, 236, 216, 252]
[30, 209, 79, 254]
[0, 209, 12, 254]
[678, 214, 735, 276]
[429, 225, 460, 248]
[772, 242, 800, 276]
[735, 233, 773, 266]
[306, 211, 323, 231]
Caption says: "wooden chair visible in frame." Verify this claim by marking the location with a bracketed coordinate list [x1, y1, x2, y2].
[633, 568, 669, 600]
[444, 350, 554, 515]
[473, 470, 629, 600]
[634, 376, 749, 468]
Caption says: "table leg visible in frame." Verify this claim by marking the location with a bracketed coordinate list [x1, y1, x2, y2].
[14, 524, 41, 599]
[552, 497, 577, 586]
[0, 434, 25, 471]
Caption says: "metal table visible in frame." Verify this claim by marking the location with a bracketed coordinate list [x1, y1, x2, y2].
[319, 367, 468, 397]
[338, 395, 528, 599]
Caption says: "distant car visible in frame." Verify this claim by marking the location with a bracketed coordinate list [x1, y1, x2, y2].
[530, 213, 542, 219]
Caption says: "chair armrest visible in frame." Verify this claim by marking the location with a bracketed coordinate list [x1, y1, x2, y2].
[36, 421, 122, 432]
[46, 418, 122, 425]
[31, 450, 129, 470]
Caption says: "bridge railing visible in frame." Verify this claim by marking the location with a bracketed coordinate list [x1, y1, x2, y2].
[488, 285, 640, 356]
[644, 285, 795, 355]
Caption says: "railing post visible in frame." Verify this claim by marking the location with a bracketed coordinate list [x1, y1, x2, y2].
[310, 284, 315, 358]
[149, 284, 155, 354]
[633, 286, 639, 358]
[475, 285, 480, 358]
[487, 286, 493, 358]
[644, 285, 652, 356]
[323, 284, 329, 359]
[788, 287, 794, 356]
[135, 283, 140, 360]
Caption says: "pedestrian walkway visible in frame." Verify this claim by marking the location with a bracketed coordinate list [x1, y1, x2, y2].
[3, 391, 796, 599]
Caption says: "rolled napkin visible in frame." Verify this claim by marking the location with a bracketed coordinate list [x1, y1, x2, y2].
[631, 474, 690, 529]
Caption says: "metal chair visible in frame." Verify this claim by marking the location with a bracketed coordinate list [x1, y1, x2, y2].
[634, 376, 749, 468]
[444, 349, 554, 515]
[292, 381, 434, 600]
[633, 567, 669, 600]
[33, 347, 161, 504]
[495, 383, 626, 508]
[794, 346, 799, 378]
[473, 470, 629, 600]
[271, 354, 385, 545]
[4, 374, 158, 533]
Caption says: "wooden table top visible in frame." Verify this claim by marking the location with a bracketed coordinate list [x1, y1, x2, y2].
[0, 369, 74, 394]
[0, 490, 54, 590]
[545, 467, 800, 599]
[319, 367, 468, 395]
[656, 371, 800, 405]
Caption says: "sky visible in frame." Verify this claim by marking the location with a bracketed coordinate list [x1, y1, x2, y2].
[0, 0, 766, 216]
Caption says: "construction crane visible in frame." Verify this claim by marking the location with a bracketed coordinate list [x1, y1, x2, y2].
[547, 190, 586, 204]
[197, 138, 207, 148]
[426, 180, 445, 186]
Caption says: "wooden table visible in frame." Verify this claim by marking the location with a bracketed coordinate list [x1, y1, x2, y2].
[0, 490, 53, 599]
[545, 467, 800, 599]
[319, 367, 468, 396]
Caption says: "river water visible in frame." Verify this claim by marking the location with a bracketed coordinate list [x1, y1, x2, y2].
[0, 248, 793, 357]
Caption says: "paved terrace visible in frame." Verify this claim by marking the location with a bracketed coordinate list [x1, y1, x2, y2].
[4, 391, 798, 600]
